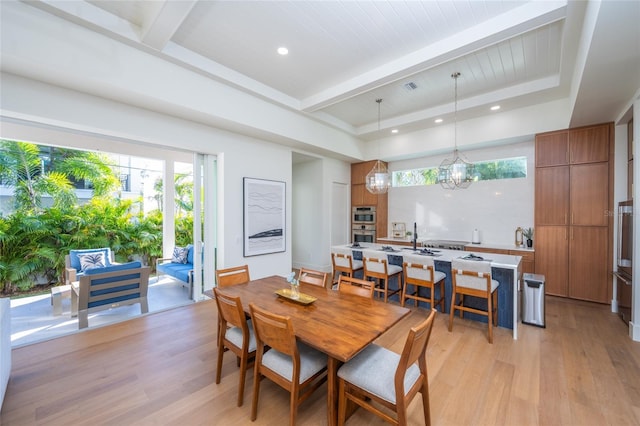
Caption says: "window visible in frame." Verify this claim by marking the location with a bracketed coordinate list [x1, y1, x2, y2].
[393, 156, 527, 187]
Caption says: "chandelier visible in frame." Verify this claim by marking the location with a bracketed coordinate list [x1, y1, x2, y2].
[437, 72, 475, 190]
[365, 99, 391, 194]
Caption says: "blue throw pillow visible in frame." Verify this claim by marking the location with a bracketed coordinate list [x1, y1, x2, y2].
[171, 246, 189, 264]
[78, 252, 106, 272]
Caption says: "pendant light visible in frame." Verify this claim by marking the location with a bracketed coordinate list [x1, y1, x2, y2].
[437, 72, 475, 190]
[365, 99, 391, 194]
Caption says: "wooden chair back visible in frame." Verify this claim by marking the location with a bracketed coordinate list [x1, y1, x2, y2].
[402, 261, 445, 311]
[216, 264, 250, 287]
[214, 287, 249, 331]
[338, 275, 374, 299]
[338, 309, 437, 425]
[299, 268, 328, 288]
[213, 287, 255, 407]
[248, 303, 328, 425]
[363, 256, 402, 303]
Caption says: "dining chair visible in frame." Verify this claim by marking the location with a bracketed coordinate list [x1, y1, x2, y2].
[216, 264, 251, 287]
[363, 255, 402, 303]
[448, 258, 499, 343]
[337, 275, 374, 299]
[337, 308, 437, 426]
[248, 303, 328, 426]
[215, 264, 251, 347]
[298, 268, 328, 288]
[331, 250, 363, 288]
[402, 260, 446, 311]
[213, 288, 257, 407]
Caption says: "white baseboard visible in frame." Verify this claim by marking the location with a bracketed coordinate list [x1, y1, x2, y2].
[630, 320, 640, 342]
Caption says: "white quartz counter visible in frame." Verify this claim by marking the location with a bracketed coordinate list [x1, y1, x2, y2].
[465, 242, 535, 253]
[334, 243, 521, 270]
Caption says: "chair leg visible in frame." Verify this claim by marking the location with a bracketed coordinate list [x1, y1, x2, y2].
[237, 352, 247, 407]
[289, 383, 298, 426]
[215, 341, 225, 385]
[421, 381, 431, 426]
[448, 293, 456, 332]
[338, 379, 347, 426]
[488, 291, 494, 344]
[251, 371, 262, 421]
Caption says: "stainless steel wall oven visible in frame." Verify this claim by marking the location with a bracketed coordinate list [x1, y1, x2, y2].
[352, 206, 376, 224]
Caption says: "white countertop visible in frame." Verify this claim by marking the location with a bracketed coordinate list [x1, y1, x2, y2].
[333, 243, 521, 270]
[377, 238, 534, 253]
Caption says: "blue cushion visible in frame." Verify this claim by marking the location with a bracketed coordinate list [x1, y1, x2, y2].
[70, 248, 112, 271]
[157, 262, 193, 283]
[186, 244, 195, 265]
[84, 261, 143, 308]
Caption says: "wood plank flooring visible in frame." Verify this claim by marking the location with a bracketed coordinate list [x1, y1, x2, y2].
[1, 295, 639, 425]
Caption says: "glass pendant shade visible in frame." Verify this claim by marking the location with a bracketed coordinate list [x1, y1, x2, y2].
[366, 160, 391, 194]
[437, 149, 474, 190]
[437, 71, 474, 190]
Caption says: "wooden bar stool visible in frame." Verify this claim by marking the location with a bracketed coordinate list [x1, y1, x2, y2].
[448, 258, 499, 343]
[363, 256, 402, 303]
[402, 260, 446, 311]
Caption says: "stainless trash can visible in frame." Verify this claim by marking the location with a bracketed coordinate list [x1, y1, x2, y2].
[522, 273, 545, 327]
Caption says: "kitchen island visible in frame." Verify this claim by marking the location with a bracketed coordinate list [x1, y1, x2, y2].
[332, 243, 523, 339]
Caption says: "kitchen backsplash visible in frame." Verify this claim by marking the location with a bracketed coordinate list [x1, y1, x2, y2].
[387, 141, 534, 246]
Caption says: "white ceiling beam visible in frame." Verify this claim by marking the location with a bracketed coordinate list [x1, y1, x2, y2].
[28, 0, 141, 42]
[140, 0, 197, 51]
[300, 0, 568, 113]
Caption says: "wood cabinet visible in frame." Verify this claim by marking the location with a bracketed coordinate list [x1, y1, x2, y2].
[569, 226, 608, 302]
[535, 166, 569, 225]
[569, 125, 610, 163]
[535, 226, 569, 296]
[535, 130, 568, 166]
[570, 163, 609, 226]
[351, 161, 388, 238]
[534, 123, 613, 303]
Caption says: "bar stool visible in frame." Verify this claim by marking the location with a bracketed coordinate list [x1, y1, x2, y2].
[363, 255, 402, 303]
[331, 249, 363, 287]
[448, 258, 499, 343]
[402, 260, 446, 311]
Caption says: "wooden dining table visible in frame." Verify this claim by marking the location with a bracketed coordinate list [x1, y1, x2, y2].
[218, 275, 410, 426]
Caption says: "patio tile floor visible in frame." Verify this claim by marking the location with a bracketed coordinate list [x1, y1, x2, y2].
[9, 276, 193, 347]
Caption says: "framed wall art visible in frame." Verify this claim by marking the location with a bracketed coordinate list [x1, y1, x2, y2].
[243, 177, 286, 256]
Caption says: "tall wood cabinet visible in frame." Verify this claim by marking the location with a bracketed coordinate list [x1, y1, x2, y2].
[351, 160, 388, 238]
[534, 123, 613, 303]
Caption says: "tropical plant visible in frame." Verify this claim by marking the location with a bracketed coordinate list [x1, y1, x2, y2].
[523, 227, 534, 240]
[0, 140, 122, 213]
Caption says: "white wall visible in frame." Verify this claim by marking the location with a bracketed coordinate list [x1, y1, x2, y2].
[388, 141, 535, 246]
[292, 158, 323, 270]
[0, 75, 295, 280]
[292, 156, 351, 272]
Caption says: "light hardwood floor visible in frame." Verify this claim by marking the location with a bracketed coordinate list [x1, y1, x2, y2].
[1, 295, 639, 425]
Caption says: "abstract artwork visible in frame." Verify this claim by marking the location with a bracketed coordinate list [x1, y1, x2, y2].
[243, 177, 286, 256]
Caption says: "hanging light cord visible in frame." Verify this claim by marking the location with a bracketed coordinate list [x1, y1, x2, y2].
[452, 72, 460, 151]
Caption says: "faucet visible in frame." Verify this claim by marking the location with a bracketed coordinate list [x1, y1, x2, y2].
[412, 222, 418, 251]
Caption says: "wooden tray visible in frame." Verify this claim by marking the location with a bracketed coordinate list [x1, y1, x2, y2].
[275, 288, 317, 305]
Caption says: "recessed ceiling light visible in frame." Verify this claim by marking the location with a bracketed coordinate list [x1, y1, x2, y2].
[277, 47, 289, 55]
[491, 105, 501, 111]
[435, 118, 443, 123]
[391, 129, 398, 134]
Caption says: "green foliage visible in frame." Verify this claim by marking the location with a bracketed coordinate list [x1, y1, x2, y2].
[393, 156, 527, 187]
[0, 140, 197, 295]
